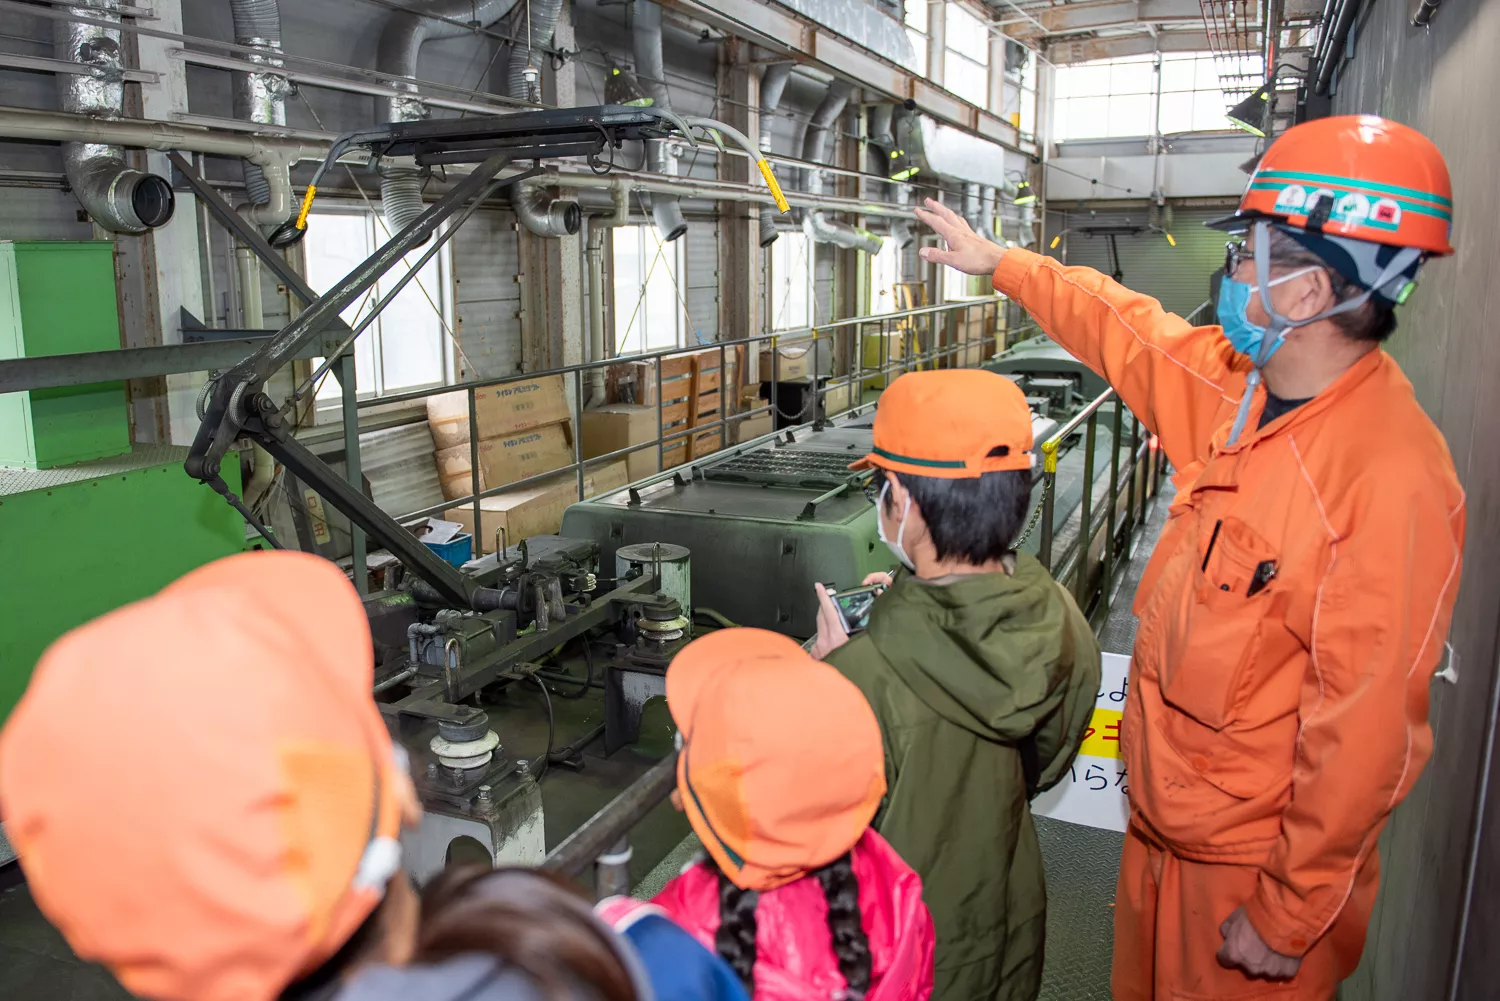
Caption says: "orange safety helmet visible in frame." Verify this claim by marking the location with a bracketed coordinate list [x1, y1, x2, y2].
[1216, 115, 1454, 256]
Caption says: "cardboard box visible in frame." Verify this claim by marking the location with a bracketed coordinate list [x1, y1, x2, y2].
[730, 413, 773, 444]
[447, 460, 629, 553]
[823, 380, 853, 417]
[425, 392, 471, 451]
[434, 421, 573, 500]
[759, 344, 812, 383]
[428, 374, 572, 449]
[581, 404, 660, 482]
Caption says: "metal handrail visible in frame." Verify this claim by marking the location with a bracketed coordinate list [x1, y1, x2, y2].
[542, 750, 679, 889]
[360, 297, 1008, 410]
[390, 300, 1021, 531]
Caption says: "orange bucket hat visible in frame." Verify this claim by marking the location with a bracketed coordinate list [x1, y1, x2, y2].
[0, 551, 412, 1001]
[850, 369, 1034, 479]
[666, 628, 886, 892]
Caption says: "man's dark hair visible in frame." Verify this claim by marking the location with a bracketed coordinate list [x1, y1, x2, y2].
[1266, 228, 1396, 343]
[883, 458, 1033, 565]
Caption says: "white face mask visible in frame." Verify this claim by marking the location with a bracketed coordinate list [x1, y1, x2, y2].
[877, 481, 915, 571]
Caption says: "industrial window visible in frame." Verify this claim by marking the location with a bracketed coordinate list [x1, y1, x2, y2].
[768, 230, 814, 331]
[942, 260, 988, 301]
[611, 224, 687, 355]
[869, 237, 903, 315]
[903, 0, 929, 79]
[304, 207, 453, 406]
[944, 4, 990, 107]
[1051, 53, 1264, 141]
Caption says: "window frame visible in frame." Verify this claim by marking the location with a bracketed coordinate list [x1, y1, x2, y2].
[609, 224, 689, 356]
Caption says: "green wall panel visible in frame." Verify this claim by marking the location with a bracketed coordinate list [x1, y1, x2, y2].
[0, 453, 243, 725]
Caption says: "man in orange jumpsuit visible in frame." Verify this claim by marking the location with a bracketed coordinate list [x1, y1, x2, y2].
[914, 115, 1466, 999]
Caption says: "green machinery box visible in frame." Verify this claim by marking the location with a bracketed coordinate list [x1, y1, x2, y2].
[0, 241, 131, 469]
[0, 446, 245, 726]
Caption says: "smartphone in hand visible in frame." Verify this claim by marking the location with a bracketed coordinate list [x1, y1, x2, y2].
[825, 584, 883, 635]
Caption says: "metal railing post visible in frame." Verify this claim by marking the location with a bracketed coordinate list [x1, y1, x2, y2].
[468, 386, 482, 551]
[655, 354, 665, 469]
[1076, 410, 1097, 605]
[1127, 415, 1141, 533]
[595, 835, 633, 900]
[1102, 400, 1123, 615]
[1039, 444, 1058, 571]
[573, 369, 586, 502]
[340, 353, 367, 594]
[770, 336, 780, 429]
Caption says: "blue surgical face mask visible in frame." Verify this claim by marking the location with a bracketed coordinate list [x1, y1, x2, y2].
[1215, 266, 1319, 365]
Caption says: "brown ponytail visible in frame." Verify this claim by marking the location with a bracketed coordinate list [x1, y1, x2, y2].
[416, 865, 638, 1001]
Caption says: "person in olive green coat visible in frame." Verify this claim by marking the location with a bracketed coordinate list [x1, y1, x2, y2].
[812, 369, 1101, 1001]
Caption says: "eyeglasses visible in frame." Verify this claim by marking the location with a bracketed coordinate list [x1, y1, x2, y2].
[1225, 241, 1253, 276]
[861, 477, 881, 505]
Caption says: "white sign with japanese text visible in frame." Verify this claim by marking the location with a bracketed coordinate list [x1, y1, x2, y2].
[1031, 652, 1131, 833]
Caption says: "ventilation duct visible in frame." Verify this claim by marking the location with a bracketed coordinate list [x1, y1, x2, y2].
[376, 0, 516, 238]
[868, 103, 912, 249]
[54, 0, 174, 234]
[231, 0, 293, 226]
[512, 182, 581, 237]
[632, 0, 687, 241]
[756, 62, 793, 248]
[507, 0, 564, 104]
[891, 111, 1022, 190]
[801, 79, 881, 256]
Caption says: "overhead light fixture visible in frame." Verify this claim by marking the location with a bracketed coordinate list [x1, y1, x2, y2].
[605, 66, 653, 107]
[890, 165, 920, 181]
[1014, 180, 1036, 205]
[1226, 84, 1270, 137]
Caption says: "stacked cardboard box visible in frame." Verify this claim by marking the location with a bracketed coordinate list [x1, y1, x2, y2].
[445, 460, 629, 554]
[581, 404, 660, 482]
[426, 374, 574, 501]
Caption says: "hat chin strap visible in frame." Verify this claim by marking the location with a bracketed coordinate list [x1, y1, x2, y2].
[1226, 221, 1423, 445]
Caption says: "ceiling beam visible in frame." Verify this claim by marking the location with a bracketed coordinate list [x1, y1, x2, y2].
[1045, 29, 1215, 63]
[1004, 0, 1323, 41]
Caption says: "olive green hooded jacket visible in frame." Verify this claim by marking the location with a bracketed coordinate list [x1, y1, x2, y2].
[825, 554, 1101, 1001]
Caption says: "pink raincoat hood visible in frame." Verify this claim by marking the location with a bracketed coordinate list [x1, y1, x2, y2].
[651, 830, 933, 1001]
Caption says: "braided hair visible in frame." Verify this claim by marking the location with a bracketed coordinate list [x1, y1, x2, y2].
[703, 852, 873, 998]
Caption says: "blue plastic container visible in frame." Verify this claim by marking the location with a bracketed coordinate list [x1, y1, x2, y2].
[422, 533, 473, 568]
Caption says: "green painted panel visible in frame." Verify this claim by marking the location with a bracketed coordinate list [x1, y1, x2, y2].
[0, 457, 243, 725]
[0, 241, 130, 468]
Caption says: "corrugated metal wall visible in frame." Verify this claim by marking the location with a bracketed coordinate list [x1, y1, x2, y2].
[453, 210, 525, 380]
[1045, 207, 1225, 319]
[1324, 0, 1500, 998]
[684, 220, 720, 344]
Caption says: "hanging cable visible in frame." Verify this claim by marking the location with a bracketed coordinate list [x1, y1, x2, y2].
[530, 673, 554, 782]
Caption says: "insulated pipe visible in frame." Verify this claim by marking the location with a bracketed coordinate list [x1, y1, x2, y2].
[632, 0, 687, 242]
[800, 79, 880, 256]
[585, 220, 607, 405]
[757, 62, 793, 247]
[980, 185, 999, 244]
[54, 0, 174, 234]
[507, 0, 565, 104]
[512, 181, 582, 237]
[1313, 0, 1358, 95]
[231, 0, 290, 222]
[376, 0, 516, 236]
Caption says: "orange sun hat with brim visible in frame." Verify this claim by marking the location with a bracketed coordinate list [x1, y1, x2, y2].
[850, 369, 1034, 479]
[666, 628, 886, 893]
[0, 551, 413, 1001]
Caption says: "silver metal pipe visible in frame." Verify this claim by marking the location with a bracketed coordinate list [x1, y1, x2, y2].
[231, 0, 290, 222]
[585, 220, 607, 405]
[507, 0, 564, 104]
[757, 62, 793, 247]
[1262, 0, 1283, 138]
[54, 0, 174, 233]
[800, 79, 879, 255]
[512, 180, 581, 237]
[376, 0, 516, 236]
[633, 0, 687, 241]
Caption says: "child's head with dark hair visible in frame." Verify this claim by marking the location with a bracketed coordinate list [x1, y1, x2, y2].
[851, 370, 1037, 574]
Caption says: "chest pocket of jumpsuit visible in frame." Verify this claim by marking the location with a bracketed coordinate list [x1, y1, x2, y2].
[1158, 516, 1278, 733]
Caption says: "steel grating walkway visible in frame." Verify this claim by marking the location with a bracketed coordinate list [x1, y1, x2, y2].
[1035, 479, 1176, 1001]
